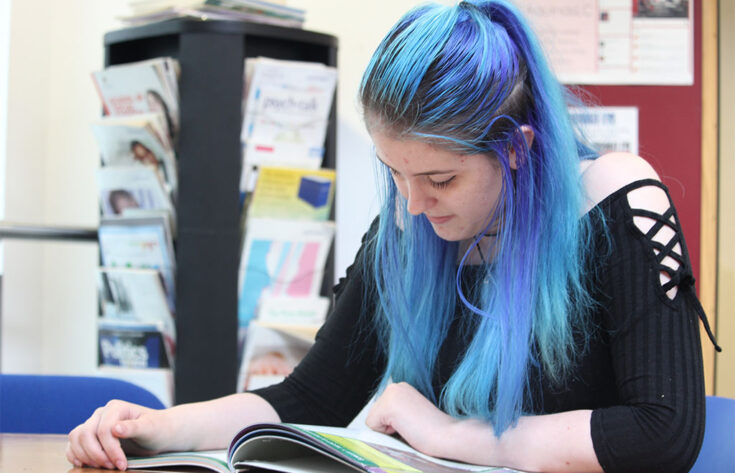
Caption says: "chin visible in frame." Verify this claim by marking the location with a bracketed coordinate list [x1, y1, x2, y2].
[429, 224, 471, 242]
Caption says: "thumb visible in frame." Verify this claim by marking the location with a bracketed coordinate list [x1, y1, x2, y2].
[114, 417, 161, 456]
[113, 418, 149, 440]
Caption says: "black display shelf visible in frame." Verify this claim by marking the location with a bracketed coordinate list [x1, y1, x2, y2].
[103, 19, 338, 404]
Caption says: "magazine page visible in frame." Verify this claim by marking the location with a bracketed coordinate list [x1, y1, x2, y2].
[96, 166, 174, 220]
[239, 57, 337, 192]
[229, 424, 522, 473]
[92, 57, 180, 140]
[92, 114, 178, 195]
[93, 112, 173, 149]
[236, 322, 314, 392]
[98, 267, 175, 330]
[257, 296, 330, 327]
[98, 319, 172, 369]
[237, 218, 335, 327]
[126, 450, 229, 473]
[248, 166, 336, 221]
[98, 216, 176, 311]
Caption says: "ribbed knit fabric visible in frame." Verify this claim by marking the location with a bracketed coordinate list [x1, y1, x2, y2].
[253, 179, 707, 473]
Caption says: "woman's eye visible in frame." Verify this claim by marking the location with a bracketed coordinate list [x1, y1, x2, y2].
[429, 176, 455, 189]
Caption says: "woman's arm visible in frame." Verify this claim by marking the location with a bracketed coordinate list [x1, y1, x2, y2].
[366, 382, 602, 473]
[66, 393, 279, 470]
[446, 409, 601, 473]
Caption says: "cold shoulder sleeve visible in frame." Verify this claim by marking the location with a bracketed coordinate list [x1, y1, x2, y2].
[250, 220, 385, 426]
[589, 179, 707, 473]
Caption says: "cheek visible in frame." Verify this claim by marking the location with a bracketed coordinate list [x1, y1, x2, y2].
[392, 177, 408, 199]
[457, 176, 502, 218]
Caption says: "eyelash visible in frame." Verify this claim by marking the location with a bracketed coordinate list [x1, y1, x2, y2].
[429, 176, 455, 189]
[388, 167, 455, 189]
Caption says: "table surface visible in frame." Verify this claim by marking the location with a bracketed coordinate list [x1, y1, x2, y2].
[0, 434, 190, 473]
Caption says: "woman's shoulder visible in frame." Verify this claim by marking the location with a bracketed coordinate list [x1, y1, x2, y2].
[580, 152, 666, 215]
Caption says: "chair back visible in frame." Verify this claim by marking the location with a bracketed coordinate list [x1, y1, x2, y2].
[0, 374, 165, 434]
[689, 395, 735, 473]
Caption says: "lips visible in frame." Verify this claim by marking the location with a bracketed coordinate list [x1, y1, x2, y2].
[426, 215, 453, 224]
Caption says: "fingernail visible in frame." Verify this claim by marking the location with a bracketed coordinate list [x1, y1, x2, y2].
[117, 460, 127, 470]
[105, 461, 114, 469]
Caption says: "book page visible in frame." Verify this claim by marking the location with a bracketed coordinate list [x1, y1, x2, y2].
[231, 424, 522, 473]
[127, 450, 229, 473]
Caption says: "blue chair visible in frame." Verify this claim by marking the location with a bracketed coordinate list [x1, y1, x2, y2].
[689, 395, 735, 473]
[0, 374, 165, 434]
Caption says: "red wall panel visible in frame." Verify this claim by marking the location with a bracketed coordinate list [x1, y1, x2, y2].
[577, 0, 702, 280]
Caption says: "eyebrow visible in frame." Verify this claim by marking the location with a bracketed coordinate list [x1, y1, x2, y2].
[375, 154, 455, 177]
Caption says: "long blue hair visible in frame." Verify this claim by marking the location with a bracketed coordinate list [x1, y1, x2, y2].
[359, 0, 599, 435]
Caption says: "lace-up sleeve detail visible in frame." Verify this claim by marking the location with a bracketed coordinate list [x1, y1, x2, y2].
[589, 179, 708, 473]
[631, 205, 686, 295]
[626, 180, 720, 348]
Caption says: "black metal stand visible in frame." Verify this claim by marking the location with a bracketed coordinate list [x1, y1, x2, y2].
[104, 19, 338, 404]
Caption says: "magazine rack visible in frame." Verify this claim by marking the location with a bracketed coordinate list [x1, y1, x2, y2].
[104, 19, 338, 404]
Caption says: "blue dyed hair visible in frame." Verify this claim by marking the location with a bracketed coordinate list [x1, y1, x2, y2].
[359, 0, 599, 435]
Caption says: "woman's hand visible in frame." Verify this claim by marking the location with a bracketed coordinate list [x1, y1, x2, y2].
[66, 400, 171, 470]
[365, 383, 602, 472]
[65, 392, 281, 471]
[365, 382, 458, 458]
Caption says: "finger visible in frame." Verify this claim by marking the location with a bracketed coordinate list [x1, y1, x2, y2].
[68, 428, 92, 467]
[65, 440, 84, 468]
[77, 424, 117, 469]
[71, 409, 116, 469]
[365, 403, 396, 435]
[114, 413, 161, 457]
[97, 401, 141, 470]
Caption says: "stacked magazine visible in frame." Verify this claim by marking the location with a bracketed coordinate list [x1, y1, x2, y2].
[120, 0, 305, 28]
[91, 57, 180, 373]
[236, 57, 337, 392]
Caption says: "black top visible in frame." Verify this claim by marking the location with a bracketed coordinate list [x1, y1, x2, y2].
[253, 179, 707, 473]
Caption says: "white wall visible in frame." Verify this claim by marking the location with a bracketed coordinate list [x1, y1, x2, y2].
[0, 0, 10, 225]
[1, 0, 128, 373]
[0, 0, 450, 375]
[0, 0, 10, 288]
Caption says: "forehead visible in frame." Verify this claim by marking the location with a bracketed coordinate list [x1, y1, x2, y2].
[371, 132, 465, 168]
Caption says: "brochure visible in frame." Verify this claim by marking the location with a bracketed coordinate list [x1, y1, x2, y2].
[240, 57, 337, 192]
[91, 113, 178, 195]
[248, 166, 336, 221]
[92, 57, 180, 140]
[237, 219, 334, 326]
[98, 215, 176, 311]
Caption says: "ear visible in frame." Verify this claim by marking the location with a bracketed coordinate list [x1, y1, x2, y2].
[508, 125, 535, 170]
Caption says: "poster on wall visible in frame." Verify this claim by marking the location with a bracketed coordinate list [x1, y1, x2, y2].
[569, 106, 639, 155]
[518, 0, 693, 85]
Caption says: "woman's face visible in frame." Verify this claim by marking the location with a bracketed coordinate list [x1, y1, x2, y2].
[132, 143, 158, 166]
[371, 131, 505, 242]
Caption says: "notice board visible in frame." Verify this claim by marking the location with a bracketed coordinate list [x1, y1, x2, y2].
[574, 1, 704, 281]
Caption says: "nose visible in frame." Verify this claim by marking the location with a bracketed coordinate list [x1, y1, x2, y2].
[405, 183, 435, 216]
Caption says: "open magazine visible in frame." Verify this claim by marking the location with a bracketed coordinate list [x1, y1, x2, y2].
[127, 423, 524, 473]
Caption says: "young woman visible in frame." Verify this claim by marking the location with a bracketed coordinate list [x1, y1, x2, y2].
[67, 2, 717, 472]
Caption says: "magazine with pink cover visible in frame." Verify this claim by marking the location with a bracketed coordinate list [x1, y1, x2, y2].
[237, 218, 335, 327]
